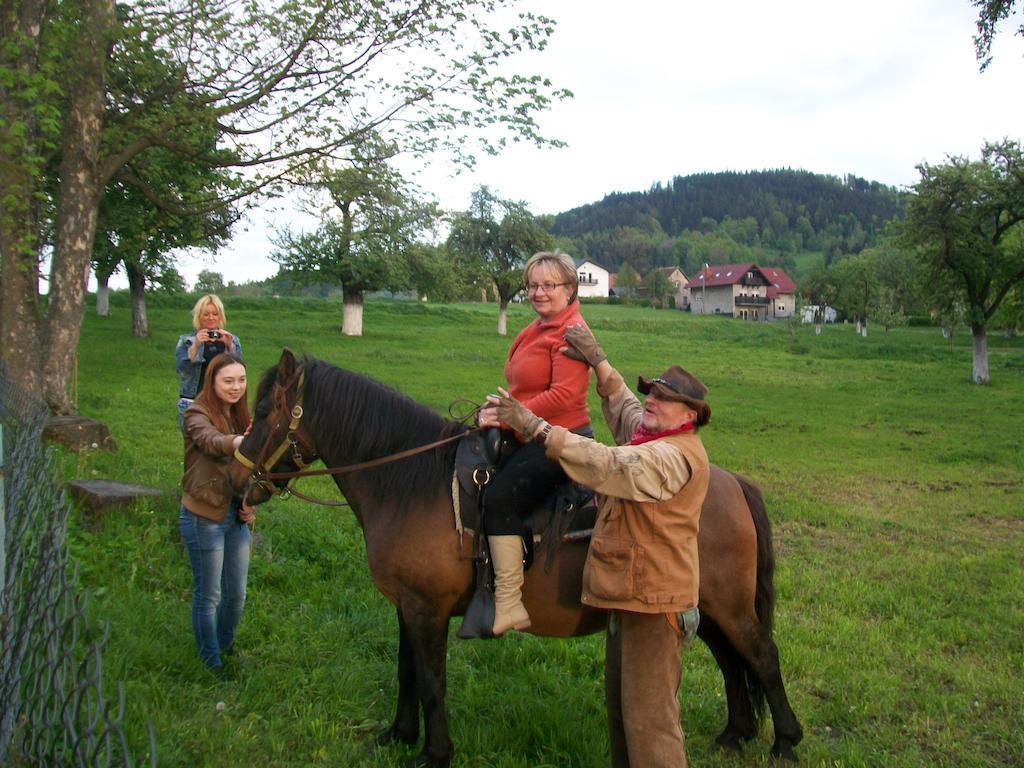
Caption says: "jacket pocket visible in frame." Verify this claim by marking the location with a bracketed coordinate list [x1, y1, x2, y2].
[184, 469, 230, 508]
[584, 535, 643, 602]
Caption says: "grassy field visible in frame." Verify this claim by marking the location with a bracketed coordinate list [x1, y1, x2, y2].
[56, 294, 1024, 767]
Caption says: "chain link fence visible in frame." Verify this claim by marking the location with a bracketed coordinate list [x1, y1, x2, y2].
[0, 365, 155, 767]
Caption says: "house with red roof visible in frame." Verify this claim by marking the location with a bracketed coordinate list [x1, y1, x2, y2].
[690, 263, 797, 320]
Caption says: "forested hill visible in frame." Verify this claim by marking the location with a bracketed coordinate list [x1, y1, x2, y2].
[549, 169, 905, 276]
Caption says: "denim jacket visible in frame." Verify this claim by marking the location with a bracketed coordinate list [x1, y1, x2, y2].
[175, 332, 243, 398]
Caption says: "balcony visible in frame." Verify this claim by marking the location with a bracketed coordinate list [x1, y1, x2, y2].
[735, 295, 769, 306]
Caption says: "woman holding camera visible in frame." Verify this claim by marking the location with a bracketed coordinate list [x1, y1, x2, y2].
[175, 294, 243, 430]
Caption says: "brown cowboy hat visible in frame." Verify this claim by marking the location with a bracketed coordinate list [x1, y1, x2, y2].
[637, 365, 712, 426]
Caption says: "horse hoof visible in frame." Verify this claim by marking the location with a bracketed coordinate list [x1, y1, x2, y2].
[771, 738, 799, 762]
[715, 729, 746, 752]
[377, 725, 417, 747]
[407, 752, 451, 768]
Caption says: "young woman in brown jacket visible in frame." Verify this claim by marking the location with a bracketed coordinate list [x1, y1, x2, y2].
[179, 352, 254, 677]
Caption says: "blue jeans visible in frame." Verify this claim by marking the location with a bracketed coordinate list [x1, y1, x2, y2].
[179, 504, 251, 670]
[177, 397, 194, 433]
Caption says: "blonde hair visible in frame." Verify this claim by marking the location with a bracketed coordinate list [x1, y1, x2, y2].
[523, 251, 579, 302]
[191, 294, 226, 331]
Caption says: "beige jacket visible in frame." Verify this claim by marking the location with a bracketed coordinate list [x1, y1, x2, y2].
[182, 402, 241, 522]
[544, 369, 709, 613]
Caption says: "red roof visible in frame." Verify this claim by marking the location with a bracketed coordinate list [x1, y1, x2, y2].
[691, 263, 795, 297]
[692, 263, 757, 288]
[761, 267, 796, 298]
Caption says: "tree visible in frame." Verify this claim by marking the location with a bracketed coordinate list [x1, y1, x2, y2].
[1, 0, 570, 412]
[195, 270, 226, 295]
[902, 140, 1024, 383]
[272, 147, 438, 336]
[447, 187, 553, 335]
[973, 0, 1024, 70]
[800, 265, 838, 331]
[92, 136, 235, 337]
[615, 261, 640, 302]
[870, 287, 908, 334]
[644, 269, 675, 309]
[831, 252, 878, 330]
[406, 244, 467, 304]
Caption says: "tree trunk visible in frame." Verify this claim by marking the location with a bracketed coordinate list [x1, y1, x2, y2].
[40, 0, 114, 414]
[341, 289, 364, 336]
[971, 323, 990, 384]
[0, 0, 48, 397]
[96, 273, 110, 316]
[497, 299, 508, 336]
[125, 260, 148, 337]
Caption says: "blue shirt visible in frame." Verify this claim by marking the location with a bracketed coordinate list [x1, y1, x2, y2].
[175, 332, 244, 398]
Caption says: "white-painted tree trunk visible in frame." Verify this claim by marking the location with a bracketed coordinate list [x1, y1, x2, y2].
[971, 325, 990, 384]
[126, 260, 148, 337]
[342, 292, 364, 336]
[497, 301, 508, 336]
[96, 276, 110, 316]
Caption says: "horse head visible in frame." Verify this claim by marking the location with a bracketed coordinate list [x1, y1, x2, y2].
[229, 347, 318, 505]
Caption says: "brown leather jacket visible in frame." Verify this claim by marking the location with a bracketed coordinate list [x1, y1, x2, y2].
[182, 402, 242, 522]
[544, 369, 709, 613]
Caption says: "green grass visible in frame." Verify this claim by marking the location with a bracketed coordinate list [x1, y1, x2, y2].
[56, 294, 1024, 767]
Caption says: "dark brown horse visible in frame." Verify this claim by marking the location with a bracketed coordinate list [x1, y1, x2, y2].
[230, 349, 802, 767]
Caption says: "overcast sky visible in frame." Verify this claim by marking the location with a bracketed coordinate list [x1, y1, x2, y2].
[165, 0, 1024, 289]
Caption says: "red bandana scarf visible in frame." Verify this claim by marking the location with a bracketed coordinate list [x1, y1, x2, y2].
[629, 422, 695, 445]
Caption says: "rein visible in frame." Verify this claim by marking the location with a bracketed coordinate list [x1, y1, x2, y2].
[253, 430, 474, 482]
[236, 367, 479, 507]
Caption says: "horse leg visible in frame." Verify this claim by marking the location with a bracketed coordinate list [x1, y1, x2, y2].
[377, 611, 420, 747]
[403, 604, 454, 768]
[697, 617, 758, 750]
[718, 618, 803, 761]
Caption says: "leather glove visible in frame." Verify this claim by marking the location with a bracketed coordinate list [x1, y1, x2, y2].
[495, 390, 544, 439]
[562, 324, 607, 368]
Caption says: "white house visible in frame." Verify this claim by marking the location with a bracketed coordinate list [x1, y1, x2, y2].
[575, 259, 611, 298]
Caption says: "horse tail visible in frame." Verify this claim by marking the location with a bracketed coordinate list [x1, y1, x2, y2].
[735, 471, 776, 726]
[735, 472, 775, 633]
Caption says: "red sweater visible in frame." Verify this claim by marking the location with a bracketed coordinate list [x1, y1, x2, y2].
[504, 301, 591, 431]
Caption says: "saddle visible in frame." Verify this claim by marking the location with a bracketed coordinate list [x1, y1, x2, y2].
[454, 427, 597, 640]
[454, 427, 597, 569]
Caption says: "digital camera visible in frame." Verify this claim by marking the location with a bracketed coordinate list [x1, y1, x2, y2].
[207, 331, 221, 340]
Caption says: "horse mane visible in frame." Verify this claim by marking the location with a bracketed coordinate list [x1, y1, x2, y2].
[259, 357, 466, 511]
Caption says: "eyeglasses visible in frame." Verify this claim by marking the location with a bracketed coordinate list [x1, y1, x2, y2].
[526, 281, 568, 294]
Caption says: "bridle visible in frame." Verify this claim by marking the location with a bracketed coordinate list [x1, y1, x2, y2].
[233, 369, 324, 503]
[234, 367, 476, 507]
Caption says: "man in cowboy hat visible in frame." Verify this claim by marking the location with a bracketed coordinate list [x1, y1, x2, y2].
[492, 324, 710, 768]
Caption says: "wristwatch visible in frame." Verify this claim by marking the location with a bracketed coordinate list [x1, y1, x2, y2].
[537, 422, 553, 442]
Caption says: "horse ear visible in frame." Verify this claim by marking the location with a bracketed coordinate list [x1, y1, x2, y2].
[278, 348, 297, 382]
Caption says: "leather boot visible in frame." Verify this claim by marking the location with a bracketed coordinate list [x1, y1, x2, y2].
[488, 535, 531, 636]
